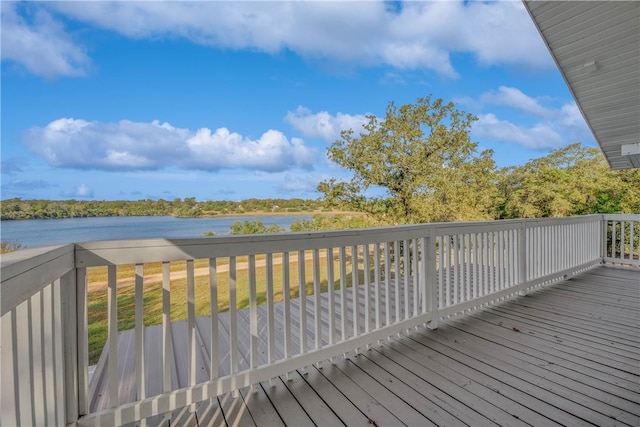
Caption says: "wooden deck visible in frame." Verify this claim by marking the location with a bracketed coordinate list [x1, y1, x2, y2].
[90, 265, 640, 426]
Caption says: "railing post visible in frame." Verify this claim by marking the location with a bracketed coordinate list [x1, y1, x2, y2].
[425, 232, 438, 329]
[60, 269, 78, 424]
[77, 267, 89, 416]
[600, 215, 608, 263]
[518, 220, 528, 296]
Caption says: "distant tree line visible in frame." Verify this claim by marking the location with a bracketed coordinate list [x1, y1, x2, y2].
[0, 197, 324, 221]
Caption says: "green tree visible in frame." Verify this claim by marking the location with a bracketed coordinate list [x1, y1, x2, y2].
[229, 220, 284, 235]
[1, 241, 23, 253]
[318, 95, 497, 224]
[497, 143, 640, 218]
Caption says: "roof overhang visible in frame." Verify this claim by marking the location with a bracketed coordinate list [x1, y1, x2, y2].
[523, 1, 640, 169]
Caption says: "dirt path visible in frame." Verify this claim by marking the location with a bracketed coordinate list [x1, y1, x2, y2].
[86, 251, 330, 292]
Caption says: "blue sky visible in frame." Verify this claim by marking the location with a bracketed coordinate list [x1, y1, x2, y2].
[1, 1, 595, 201]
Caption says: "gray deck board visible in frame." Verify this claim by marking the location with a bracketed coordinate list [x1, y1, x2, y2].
[277, 370, 344, 426]
[296, 364, 373, 426]
[471, 308, 639, 364]
[313, 360, 405, 426]
[502, 298, 640, 340]
[259, 377, 315, 426]
[87, 265, 640, 426]
[370, 341, 522, 426]
[333, 356, 437, 426]
[386, 334, 572, 426]
[356, 344, 500, 427]
[438, 322, 639, 425]
[486, 304, 640, 354]
[457, 314, 640, 399]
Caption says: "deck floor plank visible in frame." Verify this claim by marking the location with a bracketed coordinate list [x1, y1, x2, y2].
[440, 321, 640, 425]
[411, 326, 633, 426]
[388, 333, 572, 426]
[454, 318, 640, 380]
[400, 330, 593, 426]
[331, 356, 437, 426]
[191, 398, 226, 427]
[353, 346, 498, 427]
[238, 383, 285, 427]
[364, 341, 518, 427]
[217, 391, 256, 427]
[457, 312, 640, 399]
[486, 305, 640, 354]
[312, 360, 406, 426]
[278, 370, 345, 426]
[297, 364, 374, 426]
[259, 376, 315, 426]
[503, 298, 640, 340]
[368, 340, 551, 427]
[473, 308, 640, 363]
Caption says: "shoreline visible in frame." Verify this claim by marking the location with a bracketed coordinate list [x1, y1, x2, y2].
[1, 210, 363, 221]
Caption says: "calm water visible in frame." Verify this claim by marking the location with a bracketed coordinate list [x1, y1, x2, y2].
[0, 215, 311, 249]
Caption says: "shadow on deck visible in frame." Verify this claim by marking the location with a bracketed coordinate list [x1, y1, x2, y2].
[90, 266, 640, 426]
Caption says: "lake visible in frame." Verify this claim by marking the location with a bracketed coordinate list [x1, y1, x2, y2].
[0, 215, 312, 249]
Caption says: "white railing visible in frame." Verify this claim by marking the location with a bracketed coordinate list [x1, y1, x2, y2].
[1, 214, 637, 426]
[1, 245, 76, 427]
[603, 214, 640, 266]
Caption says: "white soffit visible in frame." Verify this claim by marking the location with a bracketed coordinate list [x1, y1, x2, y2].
[523, 1, 640, 170]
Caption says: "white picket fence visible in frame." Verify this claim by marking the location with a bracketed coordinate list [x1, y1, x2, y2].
[1, 214, 637, 426]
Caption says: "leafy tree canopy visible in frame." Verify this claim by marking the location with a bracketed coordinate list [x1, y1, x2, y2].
[497, 143, 640, 218]
[229, 220, 284, 235]
[318, 95, 498, 224]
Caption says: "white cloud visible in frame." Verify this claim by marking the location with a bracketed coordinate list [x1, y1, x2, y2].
[24, 118, 316, 172]
[474, 86, 594, 150]
[65, 183, 94, 198]
[279, 173, 321, 194]
[0, 2, 90, 78]
[285, 107, 370, 143]
[481, 86, 553, 117]
[32, 1, 550, 79]
[60, 183, 94, 198]
[186, 128, 315, 172]
[475, 113, 564, 150]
